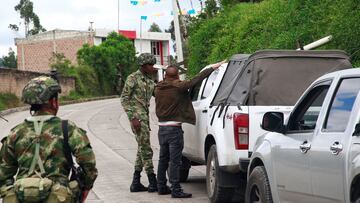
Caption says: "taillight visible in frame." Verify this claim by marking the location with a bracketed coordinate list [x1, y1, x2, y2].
[233, 113, 249, 150]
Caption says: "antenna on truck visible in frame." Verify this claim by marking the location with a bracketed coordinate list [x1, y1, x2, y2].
[296, 35, 333, 50]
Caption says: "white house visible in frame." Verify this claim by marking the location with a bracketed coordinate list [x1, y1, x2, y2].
[95, 29, 172, 66]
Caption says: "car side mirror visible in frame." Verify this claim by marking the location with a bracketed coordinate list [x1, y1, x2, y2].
[353, 123, 360, 136]
[261, 112, 284, 133]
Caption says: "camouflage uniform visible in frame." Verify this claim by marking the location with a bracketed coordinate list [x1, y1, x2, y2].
[0, 76, 98, 201]
[0, 117, 98, 190]
[121, 54, 156, 174]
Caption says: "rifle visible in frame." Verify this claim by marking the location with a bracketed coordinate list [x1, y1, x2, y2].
[62, 120, 85, 202]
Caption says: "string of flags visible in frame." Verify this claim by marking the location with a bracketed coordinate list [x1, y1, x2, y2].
[130, 0, 200, 18]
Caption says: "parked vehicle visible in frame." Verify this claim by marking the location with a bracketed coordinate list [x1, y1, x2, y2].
[182, 50, 352, 202]
[247, 68, 360, 203]
[154, 64, 165, 82]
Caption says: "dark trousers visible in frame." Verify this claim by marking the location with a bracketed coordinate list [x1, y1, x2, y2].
[157, 126, 184, 191]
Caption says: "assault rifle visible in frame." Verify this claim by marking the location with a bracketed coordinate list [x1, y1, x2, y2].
[62, 120, 86, 202]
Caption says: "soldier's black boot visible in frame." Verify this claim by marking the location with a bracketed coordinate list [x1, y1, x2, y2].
[130, 171, 148, 192]
[147, 173, 158, 192]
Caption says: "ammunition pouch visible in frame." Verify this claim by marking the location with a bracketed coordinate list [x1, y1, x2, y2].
[68, 181, 81, 203]
[47, 183, 73, 203]
[14, 177, 53, 203]
[1, 185, 18, 203]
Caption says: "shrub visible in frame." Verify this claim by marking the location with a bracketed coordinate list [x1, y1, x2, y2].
[0, 93, 21, 111]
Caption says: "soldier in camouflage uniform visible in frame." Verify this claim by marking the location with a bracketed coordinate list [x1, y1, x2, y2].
[0, 76, 98, 203]
[121, 53, 158, 193]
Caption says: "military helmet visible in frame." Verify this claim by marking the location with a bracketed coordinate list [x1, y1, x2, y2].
[137, 53, 156, 66]
[22, 76, 62, 105]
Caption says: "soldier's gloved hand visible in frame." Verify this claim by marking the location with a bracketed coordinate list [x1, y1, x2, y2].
[131, 118, 141, 133]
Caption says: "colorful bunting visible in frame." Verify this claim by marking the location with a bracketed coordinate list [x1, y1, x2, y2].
[187, 9, 195, 15]
[130, 0, 138, 5]
[153, 12, 165, 17]
[130, 0, 148, 6]
[139, 0, 148, 5]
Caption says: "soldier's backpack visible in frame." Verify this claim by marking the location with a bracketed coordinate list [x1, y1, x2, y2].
[14, 116, 54, 202]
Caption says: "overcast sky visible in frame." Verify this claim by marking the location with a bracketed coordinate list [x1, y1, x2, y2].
[0, 0, 201, 57]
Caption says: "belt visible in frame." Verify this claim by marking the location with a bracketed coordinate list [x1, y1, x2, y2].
[159, 124, 182, 127]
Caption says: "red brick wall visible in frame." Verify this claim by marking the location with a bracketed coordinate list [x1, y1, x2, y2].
[17, 36, 94, 73]
[0, 68, 75, 97]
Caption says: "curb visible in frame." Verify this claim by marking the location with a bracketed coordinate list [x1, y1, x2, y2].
[0, 95, 119, 116]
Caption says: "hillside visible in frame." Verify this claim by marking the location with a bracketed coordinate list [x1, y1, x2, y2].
[188, 0, 360, 76]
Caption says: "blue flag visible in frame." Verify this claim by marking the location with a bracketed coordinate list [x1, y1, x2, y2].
[188, 9, 196, 15]
[130, 0, 138, 5]
[141, 16, 148, 20]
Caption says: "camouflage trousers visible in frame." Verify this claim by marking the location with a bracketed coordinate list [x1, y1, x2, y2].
[133, 122, 154, 174]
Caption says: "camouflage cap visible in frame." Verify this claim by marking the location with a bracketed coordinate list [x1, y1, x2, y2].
[137, 53, 156, 66]
[21, 76, 62, 105]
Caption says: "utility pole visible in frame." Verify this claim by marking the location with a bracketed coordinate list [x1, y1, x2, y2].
[172, 0, 184, 64]
[140, 18, 143, 53]
[117, 0, 120, 31]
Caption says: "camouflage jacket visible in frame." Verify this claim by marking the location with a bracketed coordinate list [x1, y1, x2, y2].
[121, 70, 155, 121]
[0, 116, 98, 190]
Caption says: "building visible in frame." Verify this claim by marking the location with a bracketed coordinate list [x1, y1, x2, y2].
[15, 29, 171, 73]
[97, 29, 171, 66]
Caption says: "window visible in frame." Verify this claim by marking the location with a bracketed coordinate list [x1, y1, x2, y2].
[323, 78, 360, 132]
[288, 81, 331, 132]
[151, 41, 160, 55]
[201, 70, 219, 99]
[190, 82, 202, 101]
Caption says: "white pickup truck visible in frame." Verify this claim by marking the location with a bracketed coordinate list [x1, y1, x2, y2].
[247, 68, 360, 203]
[182, 50, 352, 202]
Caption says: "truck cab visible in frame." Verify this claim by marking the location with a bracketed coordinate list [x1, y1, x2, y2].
[247, 68, 360, 203]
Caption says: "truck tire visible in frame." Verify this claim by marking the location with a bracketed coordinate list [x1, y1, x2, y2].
[245, 166, 273, 203]
[206, 145, 234, 203]
[179, 156, 191, 182]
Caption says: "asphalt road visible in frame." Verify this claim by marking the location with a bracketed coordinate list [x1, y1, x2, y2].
[0, 98, 210, 203]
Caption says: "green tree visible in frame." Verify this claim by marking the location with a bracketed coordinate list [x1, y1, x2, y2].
[148, 23, 162, 32]
[220, 0, 261, 7]
[204, 0, 219, 18]
[77, 32, 136, 95]
[2, 48, 17, 69]
[49, 52, 101, 97]
[9, 0, 46, 36]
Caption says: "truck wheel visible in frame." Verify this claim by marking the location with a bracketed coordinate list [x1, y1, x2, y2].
[179, 156, 191, 182]
[245, 166, 273, 203]
[206, 145, 234, 203]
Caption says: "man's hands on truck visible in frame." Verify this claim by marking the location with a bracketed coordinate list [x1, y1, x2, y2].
[211, 60, 227, 70]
